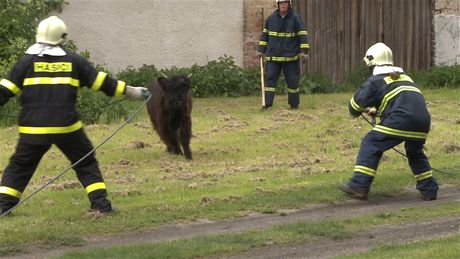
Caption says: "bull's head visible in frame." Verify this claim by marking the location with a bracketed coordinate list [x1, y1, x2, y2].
[157, 74, 191, 110]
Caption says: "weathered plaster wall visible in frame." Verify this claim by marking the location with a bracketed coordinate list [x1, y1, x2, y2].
[59, 0, 244, 72]
[434, 0, 460, 65]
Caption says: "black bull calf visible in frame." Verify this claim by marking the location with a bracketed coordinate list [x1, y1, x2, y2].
[146, 75, 193, 160]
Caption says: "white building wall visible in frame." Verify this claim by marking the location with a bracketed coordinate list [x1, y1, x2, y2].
[59, 0, 244, 73]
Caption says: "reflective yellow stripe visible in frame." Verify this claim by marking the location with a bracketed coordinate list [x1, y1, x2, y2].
[383, 74, 414, 85]
[263, 28, 268, 33]
[23, 77, 80, 88]
[354, 165, 376, 177]
[85, 182, 106, 194]
[266, 30, 299, 37]
[0, 186, 22, 198]
[265, 87, 276, 92]
[350, 97, 364, 112]
[300, 43, 310, 49]
[297, 31, 308, 36]
[115, 81, 126, 97]
[415, 171, 433, 181]
[264, 56, 299, 62]
[373, 125, 428, 139]
[378, 86, 421, 116]
[287, 88, 299, 93]
[259, 41, 267, 46]
[19, 121, 83, 134]
[0, 79, 21, 95]
[90, 72, 108, 91]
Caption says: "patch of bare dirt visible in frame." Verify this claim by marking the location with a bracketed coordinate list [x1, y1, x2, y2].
[127, 140, 151, 149]
[5, 187, 460, 259]
[50, 181, 81, 191]
[442, 143, 460, 154]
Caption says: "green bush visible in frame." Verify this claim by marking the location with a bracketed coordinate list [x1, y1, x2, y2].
[343, 62, 369, 91]
[0, 98, 20, 127]
[0, 0, 66, 63]
[116, 56, 341, 98]
[117, 64, 160, 87]
[183, 56, 259, 97]
[116, 56, 262, 98]
[77, 88, 129, 125]
[410, 64, 460, 88]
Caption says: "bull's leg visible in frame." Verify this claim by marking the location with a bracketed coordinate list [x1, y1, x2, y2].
[164, 127, 182, 156]
[170, 132, 182, 155]
[180, 116, 192, 160]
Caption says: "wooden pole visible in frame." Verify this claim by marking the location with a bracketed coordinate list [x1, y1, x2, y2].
[260, 56, 266, 108]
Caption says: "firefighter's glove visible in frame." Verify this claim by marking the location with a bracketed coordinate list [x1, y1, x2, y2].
[298, 52, 308, 60]
[365, 107, 377, 116]
[125, 86, 151, 100]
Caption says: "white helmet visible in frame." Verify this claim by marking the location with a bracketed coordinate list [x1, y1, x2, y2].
[363, 42, 393, 67]
[36, 16, 68, 45]
[276, 0, 291, 4]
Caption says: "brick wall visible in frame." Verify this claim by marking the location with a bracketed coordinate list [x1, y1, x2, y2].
[243, 0, 276, 68]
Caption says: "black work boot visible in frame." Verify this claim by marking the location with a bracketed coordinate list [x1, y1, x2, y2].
[88, 190, 113, 213]
[417, 178, 438, 201]
[261, 104, 272, 111]
[338, 183, 368, 200]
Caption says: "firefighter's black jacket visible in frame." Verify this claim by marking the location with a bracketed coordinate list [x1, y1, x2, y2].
[0, 50, 127, 143]
[349, 67, 430, 141]
[258, 8, 309, 62]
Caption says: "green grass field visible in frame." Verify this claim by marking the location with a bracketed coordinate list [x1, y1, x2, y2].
[0, 89, 459, 257]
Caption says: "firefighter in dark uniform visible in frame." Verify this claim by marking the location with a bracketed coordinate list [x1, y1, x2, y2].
[258, 0, 309, 109]
[338, 42, 439, 201]
[0, 16, 149, 215]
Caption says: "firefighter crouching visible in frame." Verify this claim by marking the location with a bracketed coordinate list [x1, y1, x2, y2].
[338, 42, 439, 201]
[258, 0, 309, 110]
[0, 16, 150, 215]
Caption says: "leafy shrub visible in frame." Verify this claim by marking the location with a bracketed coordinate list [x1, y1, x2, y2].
[77, 88, 130, 125]
[0, 0, 66, 62]
[342, 63, 369, 91]
[0, 98, 20, 127]
[117, 64, 160, 87]
[116, 56, 262, 98]
[410, 65, 460, 88]
[302, 73, 338, 94]
[116, 56, 341, 98]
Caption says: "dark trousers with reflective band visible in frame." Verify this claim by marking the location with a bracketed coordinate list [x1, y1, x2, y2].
[348, 131, 438, 198]
[265, 60, 300, 107]
[0, 130, 111, 212]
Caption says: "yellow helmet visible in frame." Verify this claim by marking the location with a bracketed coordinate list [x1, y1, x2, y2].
[36, 16, 67, 45]
[363, 42, 393, 67]
[276, 0, 291, 4]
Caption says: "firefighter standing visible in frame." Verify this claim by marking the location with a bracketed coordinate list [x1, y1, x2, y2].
[258, 0, 309, 110]
[0, 16, 149, 215]
[338, 42, 439, 201]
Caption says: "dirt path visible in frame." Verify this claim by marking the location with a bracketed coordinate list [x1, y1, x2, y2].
[6, 187, 460, 259]
[229, 216, 460, 259]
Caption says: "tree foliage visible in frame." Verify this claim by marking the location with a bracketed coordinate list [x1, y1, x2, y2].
[0, 0, 65, 76]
